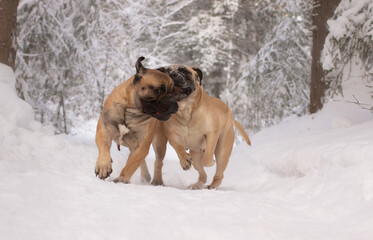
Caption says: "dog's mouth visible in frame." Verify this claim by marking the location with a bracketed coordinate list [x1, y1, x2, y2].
[173, 85, 194, 101]
[141, 95, 178, 121]
[169, 69, 196, 101]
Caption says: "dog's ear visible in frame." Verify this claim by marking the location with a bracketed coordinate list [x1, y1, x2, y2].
[135, 56, 147, 74]
[192, 67, 203, 85]
[133, 74, 142, 85]
[134, 57, 146, 84]
[156, 67, 166, 73]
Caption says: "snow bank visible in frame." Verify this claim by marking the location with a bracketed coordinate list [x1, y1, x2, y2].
[0, 64, 37, 133]
[1, 63, 373, 239]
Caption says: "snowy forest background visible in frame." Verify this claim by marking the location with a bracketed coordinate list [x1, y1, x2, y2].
[13, 0, 373, 134]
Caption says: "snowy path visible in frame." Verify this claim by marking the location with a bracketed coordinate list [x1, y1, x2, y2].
[1, 64, 373, 239]
[2, 115, 373, 240]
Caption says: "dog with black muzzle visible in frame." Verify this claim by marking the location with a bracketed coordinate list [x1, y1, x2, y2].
[150, 65, 251, 189]
[94, 57, 178, 184]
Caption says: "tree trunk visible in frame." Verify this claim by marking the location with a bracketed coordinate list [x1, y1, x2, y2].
[0, 0, 20, 70]
[310, 0, 341, 113]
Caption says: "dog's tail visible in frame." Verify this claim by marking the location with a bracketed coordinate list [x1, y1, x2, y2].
[233, 119, 251, 146]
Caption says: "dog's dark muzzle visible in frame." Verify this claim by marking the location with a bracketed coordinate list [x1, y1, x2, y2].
[167, 70, 195, 101]
[141, 94, 178, 121]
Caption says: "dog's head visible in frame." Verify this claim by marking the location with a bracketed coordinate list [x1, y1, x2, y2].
[159, 65, 203, 101]
[132, 57, 178, 121]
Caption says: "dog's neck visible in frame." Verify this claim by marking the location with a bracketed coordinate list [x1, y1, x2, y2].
[124, 107, 152, 130]
[174, 86, 203, 122]
[119, 85, 152, 130]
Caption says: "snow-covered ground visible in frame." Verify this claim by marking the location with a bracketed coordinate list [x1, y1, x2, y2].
[1, 62, 373, 240]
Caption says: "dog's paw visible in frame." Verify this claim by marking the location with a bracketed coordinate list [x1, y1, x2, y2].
[95, 160, 112, 179]
[141, 172, 151, 183]
[206, 184, 218, 190]
[151, 178, 164, 186]
[188, 181, 205, 190]
[180, 154, 192, 170]
[113, 176, 130, 184]
[206, 176, 222, 189]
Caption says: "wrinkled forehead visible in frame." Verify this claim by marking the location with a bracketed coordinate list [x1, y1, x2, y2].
[142, 69, 174, 86]
[165, 65, 193, 81]
[166, 65, 194, 73]
[165, 65, 199, 83]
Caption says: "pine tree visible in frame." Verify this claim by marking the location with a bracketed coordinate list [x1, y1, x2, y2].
[16, 1, 101, 133]
[171, 0, 238, 97]
[15, 0, 195, 132]
[221, 0, 313, 132]
[322, 0, 373, 102]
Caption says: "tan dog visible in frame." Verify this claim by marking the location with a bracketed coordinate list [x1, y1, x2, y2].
[151, 65, 251, 189]
[95, 57, 178, 183]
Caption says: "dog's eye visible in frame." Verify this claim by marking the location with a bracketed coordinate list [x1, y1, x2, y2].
[177, 67, 190, 75]
[160, 85, 166, 93]
[154, 85, 166, 94]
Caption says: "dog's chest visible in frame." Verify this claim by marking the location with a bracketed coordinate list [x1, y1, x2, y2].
[172, 108, 207, 152]
[185, 128, 206, 152]
[108, 108, 151, 149]
[176, 100, 193, 122]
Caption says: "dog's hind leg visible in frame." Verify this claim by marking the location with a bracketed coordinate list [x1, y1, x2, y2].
[114, 119, 157, 184]
[124, 134, 150, 183]
[207, 127, 234, 189]
[151, 127, 168, 186]
[114, 145, 151, 184]
[140, 160, 151, 183]
[188, 150, 207, 190]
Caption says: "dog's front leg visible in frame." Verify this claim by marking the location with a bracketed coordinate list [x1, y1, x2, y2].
[151, 125, 168, 186]
[114, 143, 152, 184]
[168, 139, 192, 170]
[114, 119, 158, 184]
[201, 132, 219, 167]
[95, 117, 113, 179]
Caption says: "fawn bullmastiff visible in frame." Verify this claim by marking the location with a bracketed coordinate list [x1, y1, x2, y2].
[151, 65, 251, 189]
[94, 57, 178, 183]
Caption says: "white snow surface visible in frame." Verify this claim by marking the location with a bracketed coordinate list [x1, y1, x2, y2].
[1, 63, 373, 239]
